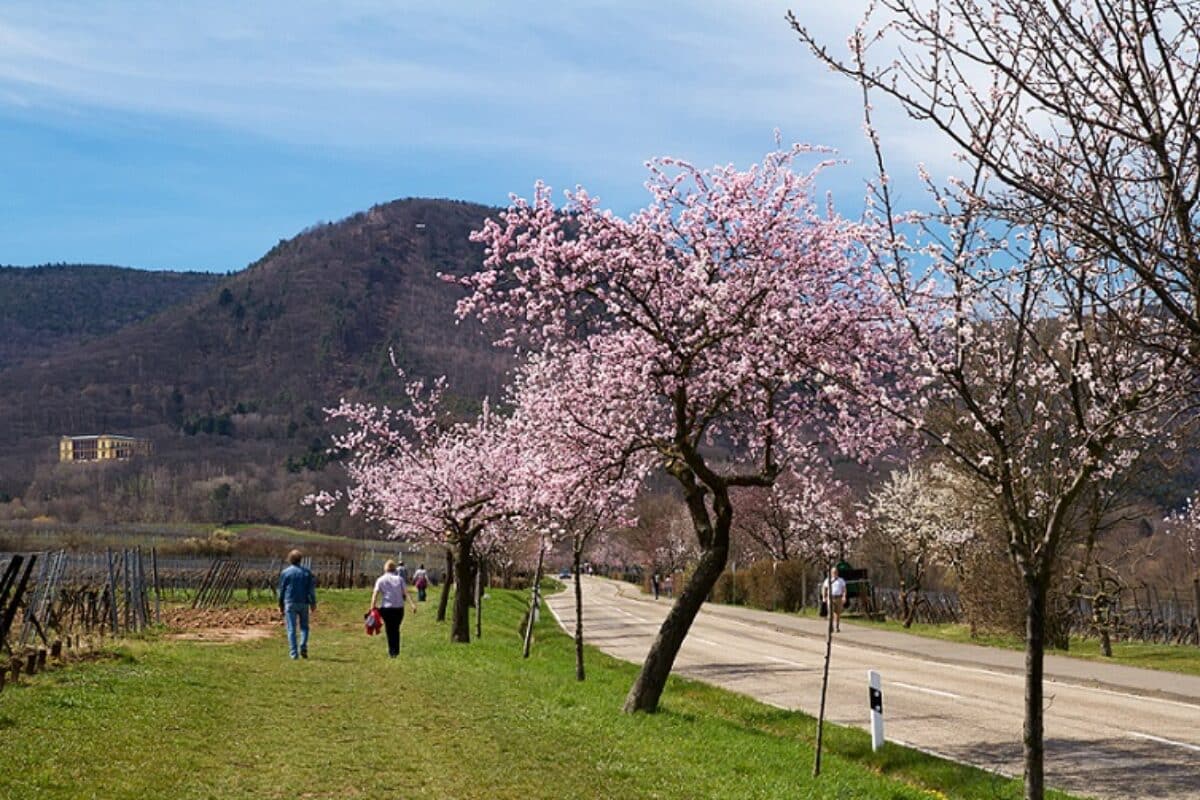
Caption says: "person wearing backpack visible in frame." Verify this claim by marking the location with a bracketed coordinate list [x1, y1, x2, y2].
[371, 559, 416, 657]
[412, 564, 429, 602]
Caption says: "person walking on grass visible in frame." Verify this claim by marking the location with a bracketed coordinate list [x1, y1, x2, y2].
[279, 549, 317, 660]
[412, 563, 429, 602]
[371, 559, 416, 657]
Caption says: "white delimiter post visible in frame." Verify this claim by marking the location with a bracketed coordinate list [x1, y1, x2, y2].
[868, 670, 884, 751]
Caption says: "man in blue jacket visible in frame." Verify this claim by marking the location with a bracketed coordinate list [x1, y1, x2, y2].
[278, 549, 317, 659]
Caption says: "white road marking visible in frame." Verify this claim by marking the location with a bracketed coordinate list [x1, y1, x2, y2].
[1127, 732, 1200, 753]
[765, 655, 808, 668]
[891, 681, 962, 700]
[545, 598, 564, 628]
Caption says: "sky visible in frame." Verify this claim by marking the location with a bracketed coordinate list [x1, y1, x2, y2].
[0, 1, 936, 273]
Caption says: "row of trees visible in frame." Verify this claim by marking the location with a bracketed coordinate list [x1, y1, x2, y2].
[789, 3, 1200, 798]
[315, 3, 1200, 798]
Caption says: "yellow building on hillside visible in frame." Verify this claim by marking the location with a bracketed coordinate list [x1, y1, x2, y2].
[59, 434, 152, 463]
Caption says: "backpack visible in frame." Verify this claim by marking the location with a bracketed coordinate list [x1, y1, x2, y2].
[364, 608, 383, 635]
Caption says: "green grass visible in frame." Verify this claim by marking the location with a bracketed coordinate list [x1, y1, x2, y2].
[0, 590, 1084, 800]
[842, 615, 1200, 677]
[223, 522, 394, 548]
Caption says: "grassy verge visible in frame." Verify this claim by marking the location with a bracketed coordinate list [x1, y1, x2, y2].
[224, 522, 395, 548]
[0, 589, 1083, 799]
[840, 615, 1200, 677]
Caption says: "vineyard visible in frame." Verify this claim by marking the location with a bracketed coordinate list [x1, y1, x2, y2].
[869, 585, 1199, 646]
[0, 545, 438, 692]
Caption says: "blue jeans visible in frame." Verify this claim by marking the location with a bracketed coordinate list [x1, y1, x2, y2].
[284, 604, 310, 658]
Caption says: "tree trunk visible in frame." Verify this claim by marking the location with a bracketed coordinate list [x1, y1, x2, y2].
[900, 578, 916, 628]
[1022, 575, 1050, 800]
[523, 545, 546, 658]
[574, 546, 585, 681]
[771, 559, 777, 612]
[436, 547, 454, 623]
[475, 558, 484, 640]
[622, 515, 729, 713]
[451, 541, 474, 643]
[1192, 577, 1199, 642]
[814, 559, 836, 777]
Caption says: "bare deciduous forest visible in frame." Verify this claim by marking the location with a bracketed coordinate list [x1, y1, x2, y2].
[0, 199, 515, 529]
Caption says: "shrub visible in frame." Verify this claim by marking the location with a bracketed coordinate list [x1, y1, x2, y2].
[711, 559, 814, 612]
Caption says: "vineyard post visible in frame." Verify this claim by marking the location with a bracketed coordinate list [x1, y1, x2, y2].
[106, 549, 119, 635]
[151, 547, 161, 624]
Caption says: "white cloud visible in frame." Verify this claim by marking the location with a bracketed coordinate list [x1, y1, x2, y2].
[0, 1, 953, 204]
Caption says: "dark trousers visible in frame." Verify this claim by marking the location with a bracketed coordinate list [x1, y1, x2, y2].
[380, 606, 406, 656]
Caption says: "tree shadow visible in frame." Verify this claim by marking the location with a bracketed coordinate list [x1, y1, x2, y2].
[942, 735, 1199, 799]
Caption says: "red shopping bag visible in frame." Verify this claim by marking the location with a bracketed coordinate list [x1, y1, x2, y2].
[364, 608, 383, 635]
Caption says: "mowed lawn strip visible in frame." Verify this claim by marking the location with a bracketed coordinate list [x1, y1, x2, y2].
[0, 589, 1084, 800]
[837, 614, 1200, 677]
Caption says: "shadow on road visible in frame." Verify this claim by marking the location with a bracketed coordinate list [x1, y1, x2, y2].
[683, 661, 819, 678]
[944, 736, 1198, 799]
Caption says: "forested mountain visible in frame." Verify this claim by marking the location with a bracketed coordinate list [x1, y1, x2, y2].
[0, 199, 515, 527]
[0, 264, 222, 369]
[1, 197, 1192, 532]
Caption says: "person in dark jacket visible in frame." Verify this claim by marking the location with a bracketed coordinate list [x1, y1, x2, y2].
[278, 549, 317, 659]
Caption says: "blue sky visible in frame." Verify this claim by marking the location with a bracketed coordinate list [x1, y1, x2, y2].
[0, 1, 932, 273]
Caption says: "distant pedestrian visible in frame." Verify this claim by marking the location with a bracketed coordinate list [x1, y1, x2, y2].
[413, 564, 429, 602]
[821, 567, 847, 632]
[651, 572, 660, 600]
[397, 560, 409, 581]
[371, 559, 416, 658]
[278, 549, 317, 660]
[664, 574, 674, 598]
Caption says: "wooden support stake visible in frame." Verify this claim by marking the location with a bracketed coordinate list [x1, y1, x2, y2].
[151, 548, 161, 625]
[106, 548, 119, 635]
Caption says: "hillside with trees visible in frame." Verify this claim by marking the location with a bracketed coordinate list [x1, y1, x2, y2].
[0, 198, 515, 527]
[0, 264, 222, 369]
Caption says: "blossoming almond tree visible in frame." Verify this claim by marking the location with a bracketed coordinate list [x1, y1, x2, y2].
[508, 370, 642, 678]
[791, 0, 1200, 353]
[308, 372, 522, 643]
[455, 146, 911, 713]
[858, 165, 1187, 799]
[868, 463, 978, 627]
[790, 5, 1198, 790]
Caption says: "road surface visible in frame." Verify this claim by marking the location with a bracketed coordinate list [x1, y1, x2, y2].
[545, 576, 1200, 800]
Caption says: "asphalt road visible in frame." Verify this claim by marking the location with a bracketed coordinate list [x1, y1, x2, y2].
[545, 576, 1200, 800]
